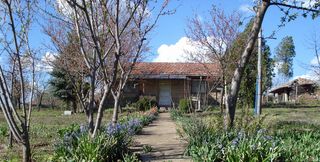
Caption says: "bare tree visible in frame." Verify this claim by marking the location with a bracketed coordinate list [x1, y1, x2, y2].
[44, 0, 171, 137]
[44, 28, 89, 113]
[308, 32, 320, 79]
[0, 0, 37, 161]
[34, 72, 50, 111]
[225, 0, 320, 127]
[186, 6, 241, 117]
[110, 1, 170, 124]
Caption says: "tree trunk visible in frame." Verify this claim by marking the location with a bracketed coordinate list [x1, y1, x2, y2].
[223, 79, 229, 129]
[112, 97, 120, 125]
[12, 98, 17, 109]
[220, 77, 226, 115]
[8, 132, 13, 147]
[22, 130, 31, 162]
[22, 140, 31, 162]
[119, 99, 122, 114]
[92, 88, 109, 137]
[8, 104, 13, 148]
[37, 92, 44, 111]
[18, 100, 21, 109]
[66, 101, 70, 111]
[87, 109, 94, 134]
[72, 100, 77, 113]
[87, 69, 96, 134]
[226, 1, 270, 127]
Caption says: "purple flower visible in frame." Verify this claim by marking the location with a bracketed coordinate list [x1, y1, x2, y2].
[231, 138, 239, 148]
[106, 123, 122, 136]
[263, 135, 273, 141]
[257, 129, 267, 135]
[80, 124, 87, 133]
[126, 119, 142, 135]
[238, 130, 245, 139]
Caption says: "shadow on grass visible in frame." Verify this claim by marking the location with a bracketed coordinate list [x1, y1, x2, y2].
[274, 120, 320, 129]
[263, 103, 320, 109]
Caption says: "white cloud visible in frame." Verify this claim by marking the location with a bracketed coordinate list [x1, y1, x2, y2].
[274, 61, 283, 74]
[36, 52, 56, 72]
[42, 52, 56, 63]
[153, 36, 233, 62]
[293, 73, 318, 81]
[153, 37, 197, 62]
[57, 0, 151, 19]
[291, 55, 320, 81]
[239, 4, 254, 14]
[289, 0, 317, 8]
[56, 0, 74, 16]
[310, 56, 320, 65]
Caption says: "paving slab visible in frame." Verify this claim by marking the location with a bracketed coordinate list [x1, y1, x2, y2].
[132, 113, 191, 162]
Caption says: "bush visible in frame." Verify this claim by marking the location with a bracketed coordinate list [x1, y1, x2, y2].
[0, 126, 8, 138]
[53, 118, 144, 161]
[178, 98, 190, 113]
[140, 108, 158, 126]
[142, 145, 153, 153]
[175, 114, 284, 162]
[173, 110, 320, 162]
[170, 109, 183, 121]
[135, 97, 158, 111]
[274, 123, 320, 161]
[57, 123, 79, 138]
[149, 99, 158, 109]
[53, 131, 118, 162]
[122, 153, 140, 162]
[52, 110, 159, 161]
[121, 107, 158, 127]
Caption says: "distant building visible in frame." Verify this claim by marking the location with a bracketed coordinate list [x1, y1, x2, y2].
[123, 62, 223, 110]
[269, 78, 317, 103]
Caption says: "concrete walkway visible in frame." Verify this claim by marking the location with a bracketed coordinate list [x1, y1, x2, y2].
[132, 113, 191, 162]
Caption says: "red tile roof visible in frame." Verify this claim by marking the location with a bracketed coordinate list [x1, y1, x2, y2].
[131, 62, 220, 78]
[269, 78, 316, 93]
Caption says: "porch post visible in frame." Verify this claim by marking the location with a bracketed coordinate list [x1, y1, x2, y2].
[284, 92, 288, 102]
[184, 79, 186, 98]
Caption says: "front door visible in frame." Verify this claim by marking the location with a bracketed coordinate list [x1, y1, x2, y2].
[159, 81, 171, 106]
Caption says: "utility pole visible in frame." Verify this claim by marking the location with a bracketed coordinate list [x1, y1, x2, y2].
[255, 29, 262, 116]
[254, 0, 262, 116]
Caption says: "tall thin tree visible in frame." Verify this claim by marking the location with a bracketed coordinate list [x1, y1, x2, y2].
[0, 0, 38, 161]
[186, 6, 241, 117]
[225, 0, 320, 127]
[275, 36, 296, 83]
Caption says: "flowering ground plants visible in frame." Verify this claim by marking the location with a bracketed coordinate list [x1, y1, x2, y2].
[52, 108, 159, 161]
[171, 109, 320, 162]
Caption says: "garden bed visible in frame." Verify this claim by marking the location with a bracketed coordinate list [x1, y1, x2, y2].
[170, 108, 320, 161]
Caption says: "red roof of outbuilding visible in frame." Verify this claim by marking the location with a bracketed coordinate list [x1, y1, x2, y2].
[269, 78, 316, 93]
[131, 62, 220, 78]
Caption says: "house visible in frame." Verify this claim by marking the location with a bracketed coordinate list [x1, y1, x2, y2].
[124, 62, 222, 109]
[269, 78, 317, 103]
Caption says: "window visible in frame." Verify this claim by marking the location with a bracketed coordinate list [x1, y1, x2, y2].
[191, 80, 206, 94]
[123, 82, 138, 93]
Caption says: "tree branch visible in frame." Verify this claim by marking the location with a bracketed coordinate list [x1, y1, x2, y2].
[270, 2, 320, 13]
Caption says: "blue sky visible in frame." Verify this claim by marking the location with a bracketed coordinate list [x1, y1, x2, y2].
[2, 0, 317, 84]
[147, 0, 320, 81]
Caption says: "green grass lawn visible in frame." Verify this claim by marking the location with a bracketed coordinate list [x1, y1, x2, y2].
[0, 108, 116, 161]
[204, 106, 320, 129]
[263, 107, 320, 128]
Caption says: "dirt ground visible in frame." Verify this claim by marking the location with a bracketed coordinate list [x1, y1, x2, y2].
[132, 112, 191, 162]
